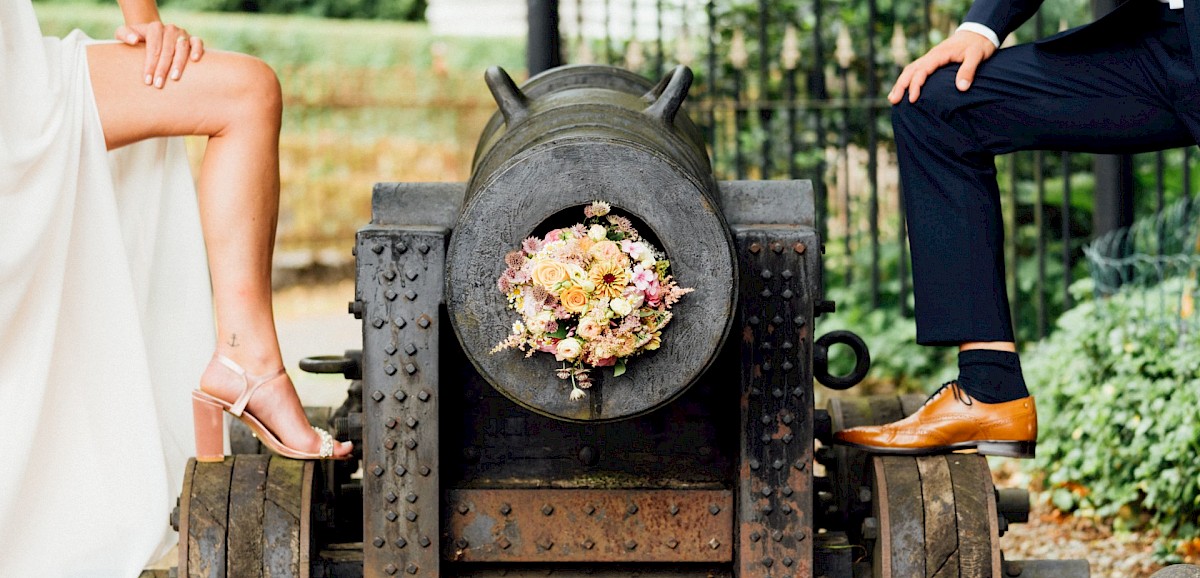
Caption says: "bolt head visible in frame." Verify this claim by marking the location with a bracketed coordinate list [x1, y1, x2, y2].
[666, 539, 679, 549]
[582, 539, 595, 550]
[395, 537, 407, 548]
[542, 504, 555, 516]
[498, 537, 512, 549]
[373, 537, 386, 548]
[750, 531, 761, 542]
[406, 564, 419, 575]
[385, 565, 398, 576]
[372, 244, 385, 254]
[624, 540, 637, 551]
[455, 539, 469, 550]
[419, 535, 432, 547]
[708, 538, 721, 549]
[500, 503, 512, 515]
[405, 437, 418, 450]
[709, 504, 721, 515]
[457, 503, 469, 514]
[627, 504, 639, 515]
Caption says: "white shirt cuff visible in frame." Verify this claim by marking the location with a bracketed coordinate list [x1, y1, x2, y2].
[957, 22, 1001, 48]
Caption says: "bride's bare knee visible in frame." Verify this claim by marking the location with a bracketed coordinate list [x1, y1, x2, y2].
[209, 53, 282, 129]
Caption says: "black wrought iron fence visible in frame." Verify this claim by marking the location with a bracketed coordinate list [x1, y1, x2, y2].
[544, 0, 1199, 346]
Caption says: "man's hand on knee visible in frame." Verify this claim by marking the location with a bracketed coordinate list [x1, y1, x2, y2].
[889, 29, 997, 104]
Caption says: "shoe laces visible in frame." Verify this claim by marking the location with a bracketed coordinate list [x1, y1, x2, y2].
[925, 380, 973, 407]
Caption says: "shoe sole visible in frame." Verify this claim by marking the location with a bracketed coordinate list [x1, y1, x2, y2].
[834, 439, 1036, 459]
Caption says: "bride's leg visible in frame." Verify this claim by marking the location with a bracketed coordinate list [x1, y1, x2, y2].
[87, 43, 351, 457]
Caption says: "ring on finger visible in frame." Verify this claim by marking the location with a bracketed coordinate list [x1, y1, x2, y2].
[177, 35, 189, 44]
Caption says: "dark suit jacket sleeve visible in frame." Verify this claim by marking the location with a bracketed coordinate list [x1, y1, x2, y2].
[963, 0, 1046, 40]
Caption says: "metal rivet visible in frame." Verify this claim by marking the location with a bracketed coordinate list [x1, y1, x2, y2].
[795, 461, 807, 471]
[538, 539, 554, 550]
[407, 417, 419, 429]
[395, 317, 407, 329]
[406, 270, 419, 281]
[761, 289, 772, 298]
[406, 564, 419, 575]
[385, 344, 398, 355]
[782, 289, 794, 299]
[395, 390, 407, 402]
[793, 315, 805, 326]
[782, 504, 793, 514]
[783, 557, 794, 567]
[793, 242, 806, 254]
[584, 504, 596, 515]
[797, 530, 808, 541]
[386, 511, 398, 522]
[408, 494, 419, 504]
[542, 504, 555, 516]
[418, 390, 431, 401]
[405, 363, 417, 375]
[456, 504, 470, 515]
[772, 530, 784, 542]
[386, 491, 398, 503]
[500, 503, 512, 515]
[417, 317, 430, 328]
[498, 537, 511, 549]
[748, 316, 760, 325]
[394, 465, 407, 476]
[666, 539, 679, 549]
[761, 433, 771, 443]
[763, 361, 773, 371]
[396, 241, 408, 253]
[582, 539, 595, 550]
[709, 504, 721, 515]
[373, 537, 386, 548]
[783, 361, 794, 371]
[783, 433, 794, 444]
[773, 389, 784, 399]
[385, 290, 398, 301]
[762, 342, 773, 350]
[762, 504, 774, 514]
[625, 540, 637, 551]
[405, 343, 418, 355]
[627, 504, 639, 515]
[372, 244, 385, 254]
[772, 242, 784, 253]
[418, 243, 430, 254]
[372, 391, 385, 402]
[761, 270, 773, 280]
[763, 557, 775, 568]
[385, 364, 398, 376]
[783, 413, 794, 424]
[384, 270, 397, 281]
[761, 487, 773, 497]
[406, 439, 418, 450]
[455, 539, 469, 550]
[708, 538, 721, 550]
[373, 318, 386, 329]
[792, 387, 804, 398]
[781, 270, 793, 279]
[384, 438, 397, 450]
[405, 290, 417, 301]
[750, 532, 762, 542]
[749, 242, 762, 253]
[406, 511, 418, 521]
[372, 465, 384, 477]
[761, 415, 772, 425]
[669, 504, 679, 516]
[782, 340, 794, 350]
[749, 459, 761, 470]
[395, 537, 407, 548]
[782, 486, 794, 496]
[773, 459, 785, 470]
[419, 466, 431, 476]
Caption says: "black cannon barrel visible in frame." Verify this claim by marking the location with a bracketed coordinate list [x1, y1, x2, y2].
[446, 64, 737, 422]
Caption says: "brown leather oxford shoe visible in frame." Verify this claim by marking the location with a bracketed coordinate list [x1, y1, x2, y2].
[832, 381, 1037, 458]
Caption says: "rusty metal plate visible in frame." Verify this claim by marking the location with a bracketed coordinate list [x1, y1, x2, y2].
[443, 489, 733, 562]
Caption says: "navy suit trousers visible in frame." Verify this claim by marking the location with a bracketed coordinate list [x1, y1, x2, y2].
[894, 3, 1200, 345]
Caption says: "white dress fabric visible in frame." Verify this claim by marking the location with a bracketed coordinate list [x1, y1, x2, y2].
[1, 2, 215, 576]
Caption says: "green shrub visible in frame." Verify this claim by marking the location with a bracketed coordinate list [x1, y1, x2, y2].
[1024, 275, 1200, 561]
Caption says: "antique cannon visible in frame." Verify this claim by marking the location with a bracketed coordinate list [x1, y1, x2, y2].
[170, 64, 1092, 578]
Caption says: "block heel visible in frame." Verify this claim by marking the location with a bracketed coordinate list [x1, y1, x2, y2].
[976, 440, 1036, 459]
[192, 393, 226, 462]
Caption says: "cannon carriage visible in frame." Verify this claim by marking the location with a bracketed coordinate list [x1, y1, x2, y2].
[172, 63, 1090, 578]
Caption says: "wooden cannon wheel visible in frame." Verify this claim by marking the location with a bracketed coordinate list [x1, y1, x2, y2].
[825, 394, 926, 538]
[870, 454, 1001, 578]
[178, 455, 318, 578]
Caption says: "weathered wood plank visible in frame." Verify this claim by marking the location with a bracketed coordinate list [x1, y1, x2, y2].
[264, 457, 304, 578]
[947, 455, 996, 578]
[187, 459, 233, 578]
[917, 456, 959, 578]
[879, 456, 926, 578]
[228, 454, 270, 578]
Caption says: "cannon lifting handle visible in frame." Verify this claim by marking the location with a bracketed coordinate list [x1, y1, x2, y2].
[643, 65, 692, 125]
[813, 330, 871, 390]
[485, 66, 530, 127]
[299, 350, 363, 381]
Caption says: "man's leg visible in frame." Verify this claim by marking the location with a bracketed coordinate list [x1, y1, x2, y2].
[836, 17, 1196, 456]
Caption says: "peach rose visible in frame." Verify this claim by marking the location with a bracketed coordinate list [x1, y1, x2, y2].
[531, 259, 568, 289]
[560, 285, 591, 314]
[555, 338, 583, 361]
[588, 240, 624, 263]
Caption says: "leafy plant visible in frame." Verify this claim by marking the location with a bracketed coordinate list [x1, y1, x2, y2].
[1023, 275, 1200, 562]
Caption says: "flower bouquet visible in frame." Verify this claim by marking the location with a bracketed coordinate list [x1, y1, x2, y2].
[491, 201, 694, 400]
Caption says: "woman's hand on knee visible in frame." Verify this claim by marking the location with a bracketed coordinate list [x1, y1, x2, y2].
[115, 21, 205, 88]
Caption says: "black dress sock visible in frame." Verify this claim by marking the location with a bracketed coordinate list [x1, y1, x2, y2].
[955, 349, 1030, 403]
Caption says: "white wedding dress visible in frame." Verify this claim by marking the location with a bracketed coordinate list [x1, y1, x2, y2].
[1, 2, 215, 576]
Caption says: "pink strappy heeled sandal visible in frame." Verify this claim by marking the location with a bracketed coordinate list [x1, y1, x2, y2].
[192, 354, 340, 462]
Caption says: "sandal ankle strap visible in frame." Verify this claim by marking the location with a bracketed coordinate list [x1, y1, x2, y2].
[216, 354, 287, 417]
